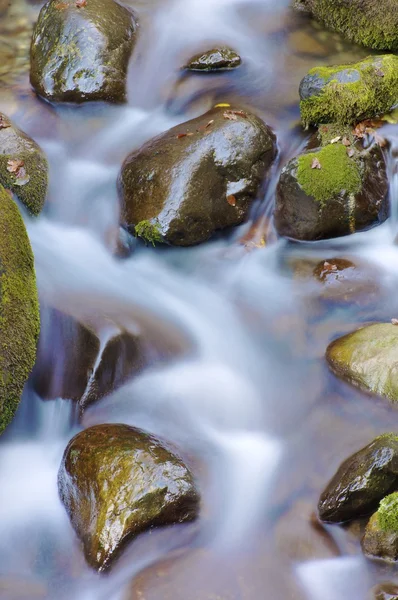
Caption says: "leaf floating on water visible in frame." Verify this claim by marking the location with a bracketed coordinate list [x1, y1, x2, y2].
[311, 157, 321, 169]
[392, 318, 398, 326]
[227, 194, 236, 206]
[7, 159, 24, 173]
[342, 137, 351, 146]
[76, 0, 87, 6]
[330, 136, 341, 144]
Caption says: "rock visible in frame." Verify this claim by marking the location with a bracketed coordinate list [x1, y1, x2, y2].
[185, 47, 241, 71]
[299, 55, 398, 126]
[327, 323, 398, 402]
[372, 583, 398, 600]
[118, 105, 276, 246]
[362, 493, 398, 560]
[30, 0, 138, 104]
[318, 434, 398, 523]
[0, 112, 48, 215]
[312, 257, 380, 304]
[294, 0, 398, 51]
[58, 424, 199, 571]
[274, 136, 388, 241]
[0, 185, 40, 434]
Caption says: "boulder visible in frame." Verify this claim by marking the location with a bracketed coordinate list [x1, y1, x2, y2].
[294, 0, 398, 51]
[299, 55, 398, 127]
[362, 493, 398, 560]
[274, 136, 388, 241]
[0, 112, 48, 215]
[30, 0, 138, 103]
[58, 424, 199, 570]
[327, 323, 398, 402]
[118, 105, 276, 246]
[185, 47, 241, 71]
[318, 434, 398, 523]
[0, 185, 40, 434]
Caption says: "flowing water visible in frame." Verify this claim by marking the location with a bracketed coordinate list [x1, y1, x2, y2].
[2, 0, 398, 599]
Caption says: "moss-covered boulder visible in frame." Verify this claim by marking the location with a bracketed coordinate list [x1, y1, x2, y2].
[30, 0, 138, 103]
[372, 583, 398, 600]
[327, 323, 398, 402]
[274, 135, 388, 241]
[318, 434, 398, 523]
[362, 493, 398, 560]
[58, 424, 199, 571]
[0, 185, 40, 434]
[185, 47, 241, 71]
[118, 105, 276, 246]
[0, 112, 48, 215]
[299, 55, 398, 127]
[295, 0, 398, 50]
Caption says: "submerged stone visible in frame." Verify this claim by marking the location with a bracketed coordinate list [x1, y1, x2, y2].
[274, 137, 388, 241]
[294, 0, 398, 51]
[312, 258, 380, 304]
[58, 424, 199, 570]
[327, 323, 398, 402]
[0, 112, 48, 215]
[30, 0, 138, 103]
[118, 105, 276, 246]
[362, 493, 398, 560]
[318, 434, 398, 523]
[299, 55, 398, 126]
[0, 185, 40, 434]
[185, 47, 241, 71]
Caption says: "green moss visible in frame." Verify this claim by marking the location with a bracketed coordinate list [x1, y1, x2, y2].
[0, 186, 40, 434]
[134, 220, 163, 246]
[300, 55, 398, 126]
[0, 153, 48, 216]
[317, 124, 354, 146]
[296, 143, 361, 203]
[377, 493, 398, 532]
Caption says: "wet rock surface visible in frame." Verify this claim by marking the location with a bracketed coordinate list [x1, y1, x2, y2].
[299, 55, 398, 126]
[0, 112, 48, 215]
[185, 47, 241, 71]
[312, 258, 380, 305]
[274, 137, 388, 241]
[58, 424, 199, 571]
[318, 434, 398, 523]
[30, 0, 138, 103]
[0, 185, 40, 434]
[362, 494, 398, 560]
[118, 105, 277, 246]
[372, 583, 398, 600]
[294, 0, 398, 51]
[327, 323, 398, 402]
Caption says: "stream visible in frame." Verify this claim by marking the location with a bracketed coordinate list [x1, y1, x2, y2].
[2, 0, 398, 599]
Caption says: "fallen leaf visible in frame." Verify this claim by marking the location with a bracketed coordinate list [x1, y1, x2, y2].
[311, 157, 321, 169]
[230, 110, 247, 118]
[347, 148, 355, 158]
[375, 68, 384, 77]
[392, 318, 398, 326]
[176, 133, 187, 139]
[223, 111, 238, 121]
[215, 103, 230, 108]
[0, 116, 10, 129]
[7, 159, 24, 173]
[323, 261, 337, 272]
[14, 166, 30, 186]
[186, 132, 194, 136]
[76, 0, 87, 6]
[342, 137, 351, 146]
[227, 194, 236, 206]
[330, 136, 341, 144]
[205, 120, 214, 128]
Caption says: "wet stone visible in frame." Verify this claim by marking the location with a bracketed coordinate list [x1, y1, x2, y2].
[58, 424, 200, 571]
[185, 47, 241, 71]
[362, 494, 398, 561]
[372, 583, 398, 600]
[312, 258, 380, 304]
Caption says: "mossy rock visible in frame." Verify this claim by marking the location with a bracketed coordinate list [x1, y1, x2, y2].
[318, 434, 398, 523]
[58, 424, 200, 571]
[118, 105, 276, 246]
[362, 494, 398, 560]
[185, 47, 241, 71]
[0, 185, 40, 434]
[0, 112, 48, 215]
[299, 55, 398, 126]
[294, 0, 398, 51]
[274, 137, 388, 241]
[30, 0, 138, 103]
[327, 323, 398, 402]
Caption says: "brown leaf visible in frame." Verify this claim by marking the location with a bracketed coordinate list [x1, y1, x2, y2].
[347, 148, 355, 158]
[311, 157, 321, 169]
[176, 133, 187, 139]
[186, 132, 194, 136]
[230, 110, 247, 118]
[342, 136, 351, 146]
[76, 0, 87, 6]
[227, 194, 236, 206]
[7, 159, 24, 173]
[205, 120, 214, 128]
[0, 116, 10, 130]
[392, 318, 398, 326]
[223, 111, 237, 121]
[323, 261, 337, 272]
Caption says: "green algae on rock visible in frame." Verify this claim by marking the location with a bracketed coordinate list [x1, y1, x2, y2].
[58, 424, 200, 571]
[185, 47, 241, 71]
[0, 112, 48, 215]
[299, 55, 398, 126]
[318, 434, 398, 523]
[118, 105, 276, 246]
[327, 323, 398, 402]
[0, 185, 40, 434]
[362, 493, 398, 560]
[30, 0, 138, 103]
[294, 0, 398, 51]
[274, 137, 388, 241]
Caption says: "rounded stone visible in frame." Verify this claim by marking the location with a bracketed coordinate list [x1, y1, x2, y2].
[185, 47, 241, 71]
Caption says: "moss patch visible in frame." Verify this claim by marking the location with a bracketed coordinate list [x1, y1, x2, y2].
[297, 143, 361, 203]
[378, 493, 398, 532]
[134, 220, 163, 246]
[0, 186, 40, 434]
[300, 55, 398, 126]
